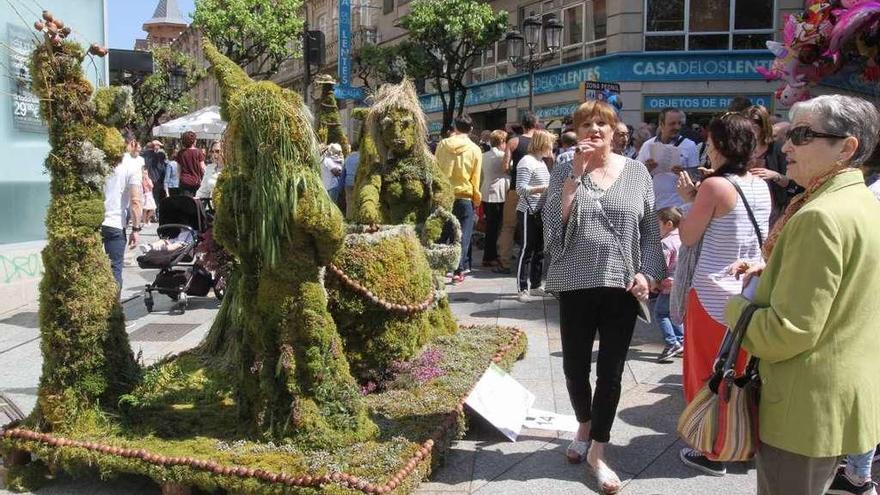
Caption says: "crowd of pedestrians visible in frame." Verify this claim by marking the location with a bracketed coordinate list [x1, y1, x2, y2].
[410, 94, 880, 495]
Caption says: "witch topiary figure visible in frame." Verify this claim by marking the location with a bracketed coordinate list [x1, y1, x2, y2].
[203, 41, 377, 447]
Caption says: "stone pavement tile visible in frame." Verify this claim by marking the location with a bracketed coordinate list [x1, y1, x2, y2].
[0, 309, 39, 351]
[603, 383, 685, 477]
[620, 439, 756, 495]
[513, 379, 556, 411]
[417, 443, 477, 493]
[469, 439, 636, 495]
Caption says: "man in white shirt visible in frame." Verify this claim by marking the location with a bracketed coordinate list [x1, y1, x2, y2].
[102, 133, 143, 288]
[636, 107, 700, 210]
[320, 143, 344, 203]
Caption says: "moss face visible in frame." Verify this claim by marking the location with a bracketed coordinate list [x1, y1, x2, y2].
[380, 108, 417, 157]
[202, 41, 376, 447]
[26, 23, 139, 431]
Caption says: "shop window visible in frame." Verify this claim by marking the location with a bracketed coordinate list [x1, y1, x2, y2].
[485, 45, 496, 65]
[689, 34, 729, 50]
[591, 0, 606, 40]
[735, 0, 773, 29]
[689, 0, 729, 32]
[496, 62, 509, 78]
[645, 35, 685, 51]
[564, 4, 584, 46]
[646, 0, 684, 32]
[562, 45, 583, 64]
[383, 0, 393, 14]
[585, 38, 606, 57]
[733, 33, 772, 49]
[645, 0, 775, 51]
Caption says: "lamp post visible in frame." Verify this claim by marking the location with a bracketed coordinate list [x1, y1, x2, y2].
[505, 15, 562, 113]
[168, 65, 186, 97]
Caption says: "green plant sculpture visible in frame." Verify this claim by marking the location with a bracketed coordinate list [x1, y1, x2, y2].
[314, 74, 350, 155]
[350, 79, 453, 229]
[327, 79, 459, 383]
[203, 40, 377, 447]
[27, 12, 139, 431]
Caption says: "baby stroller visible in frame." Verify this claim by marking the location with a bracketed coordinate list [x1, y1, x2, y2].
[137, 196, 223, 313]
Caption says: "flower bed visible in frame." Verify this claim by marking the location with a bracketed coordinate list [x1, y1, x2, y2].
[1, 325, 526, 494]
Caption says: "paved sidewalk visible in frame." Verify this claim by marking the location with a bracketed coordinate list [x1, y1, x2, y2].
[0, 243, 764, 494]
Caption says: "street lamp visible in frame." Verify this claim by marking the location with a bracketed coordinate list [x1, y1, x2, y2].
[506, 15, 563, 112]
[169, 66, 186, 96]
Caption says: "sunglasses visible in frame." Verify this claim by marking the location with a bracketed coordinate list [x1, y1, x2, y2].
[786, 126, 849, 146]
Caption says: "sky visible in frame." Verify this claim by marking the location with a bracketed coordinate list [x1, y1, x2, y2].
[108, 0, 196, 49]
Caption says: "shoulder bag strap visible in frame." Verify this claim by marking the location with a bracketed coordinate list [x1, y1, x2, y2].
[592, 198, 636, 282]
[725, 176, 764, 248]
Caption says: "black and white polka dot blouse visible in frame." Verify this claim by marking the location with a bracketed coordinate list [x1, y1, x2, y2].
[543, 152, 666, 293]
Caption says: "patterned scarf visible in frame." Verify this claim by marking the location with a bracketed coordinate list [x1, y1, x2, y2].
[762, 165, 851, 259]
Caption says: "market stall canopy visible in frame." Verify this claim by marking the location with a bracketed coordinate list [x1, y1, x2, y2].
[151, 106, 226, 140]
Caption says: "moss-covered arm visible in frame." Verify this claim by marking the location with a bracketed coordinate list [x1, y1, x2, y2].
[296, 176, 345, 266]
[356, 172, 383, 225]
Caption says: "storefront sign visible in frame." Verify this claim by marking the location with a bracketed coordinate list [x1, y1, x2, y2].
[7, 24, 44, 133]
[643, 94, 773, 112]
[420, 51, 774, 114]
[334, 0, 365, 101]
[582, 81, 620, 101]
[519, 102, 580, 121]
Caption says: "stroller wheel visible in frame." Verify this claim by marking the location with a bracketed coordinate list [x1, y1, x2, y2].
[178, 292, 188, 312]
[144, 293, 154, 313]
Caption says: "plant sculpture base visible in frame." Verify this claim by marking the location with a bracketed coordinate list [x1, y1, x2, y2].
[1, 326, 526, 495]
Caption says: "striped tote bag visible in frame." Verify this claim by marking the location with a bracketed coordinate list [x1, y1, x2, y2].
[677, 303, 761, 462]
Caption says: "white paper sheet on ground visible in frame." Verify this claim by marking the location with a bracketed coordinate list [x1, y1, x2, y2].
[522, 408, 580, 433]
[465, 364, 535, 441]
[649, 141, 682, 173]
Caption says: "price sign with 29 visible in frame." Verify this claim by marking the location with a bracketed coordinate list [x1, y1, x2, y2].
[13, 99, 40, 119]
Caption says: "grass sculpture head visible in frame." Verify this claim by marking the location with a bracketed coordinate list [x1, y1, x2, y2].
[367, 79, 429, 159]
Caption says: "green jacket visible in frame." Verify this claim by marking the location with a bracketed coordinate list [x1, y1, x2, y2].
[725, 169, 880, 458]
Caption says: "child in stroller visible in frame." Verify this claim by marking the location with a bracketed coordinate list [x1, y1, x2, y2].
[137, 196, 223, 313]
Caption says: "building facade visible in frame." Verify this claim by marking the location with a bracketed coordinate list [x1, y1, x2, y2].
[173, 25, 221, 108]
[0, 0, 109, 312]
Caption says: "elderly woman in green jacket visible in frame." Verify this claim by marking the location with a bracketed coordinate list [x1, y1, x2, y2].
[725, 94, 880, 495]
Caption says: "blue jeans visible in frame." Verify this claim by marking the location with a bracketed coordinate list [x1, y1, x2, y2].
[654, 293, 683, 346]
[449, 199, 475, 274]
[101, 225, 126, 288]
[327, 186, 341, 204]
[846, 447, 876, 479]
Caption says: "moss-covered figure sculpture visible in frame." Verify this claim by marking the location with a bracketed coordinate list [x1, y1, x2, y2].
[314, 74, 350, 155]
[350, 79, 453, 230]
[327, 80, 458, 383]
[27, 13, 139, 431]
[203, 40, 377, 446]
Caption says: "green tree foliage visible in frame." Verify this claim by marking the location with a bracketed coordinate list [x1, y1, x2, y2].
[399, 0, 507, 132]
[193, 0, 305, 80]
[130, 47, 202, 141]
[353, 41, 432, 92]
[27, 22, 140, 430]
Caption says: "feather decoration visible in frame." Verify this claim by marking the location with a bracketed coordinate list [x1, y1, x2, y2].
[825, 1, 880, 55]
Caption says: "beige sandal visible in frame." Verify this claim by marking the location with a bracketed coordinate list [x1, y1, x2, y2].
[565, 439, 589, 464]
[588, 460, 622, 494]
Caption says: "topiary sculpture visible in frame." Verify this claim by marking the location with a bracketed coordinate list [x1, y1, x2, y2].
[327, 79, 459, 384]
[203, 40, 377, 447]
[27, 14, 139, 431]
[314, 73, 350, 155]
[350, 79, 453, 230]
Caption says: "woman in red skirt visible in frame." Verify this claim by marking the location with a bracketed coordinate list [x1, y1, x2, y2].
[674, 113, 771, 476]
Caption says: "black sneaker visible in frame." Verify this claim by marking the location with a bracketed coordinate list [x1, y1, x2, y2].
[658, 343, 684, 362]
[679, 448, 726, 476]
[827, 467, 877, 495]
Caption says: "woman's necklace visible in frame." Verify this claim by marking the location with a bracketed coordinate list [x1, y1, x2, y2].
[584, 162, 612, 200]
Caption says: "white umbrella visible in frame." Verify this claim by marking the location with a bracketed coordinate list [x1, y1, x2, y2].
[151, 105, 227, 140]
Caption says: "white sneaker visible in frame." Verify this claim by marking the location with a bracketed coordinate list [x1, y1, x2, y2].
[517, 290, 531, 302]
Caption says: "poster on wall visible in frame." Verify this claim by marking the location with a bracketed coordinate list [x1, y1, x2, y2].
[7, 23, 44, 133]
[581, 81, 620, 102]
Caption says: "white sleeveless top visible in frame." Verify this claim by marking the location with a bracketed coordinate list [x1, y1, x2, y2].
[692, 174, 771, 324]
